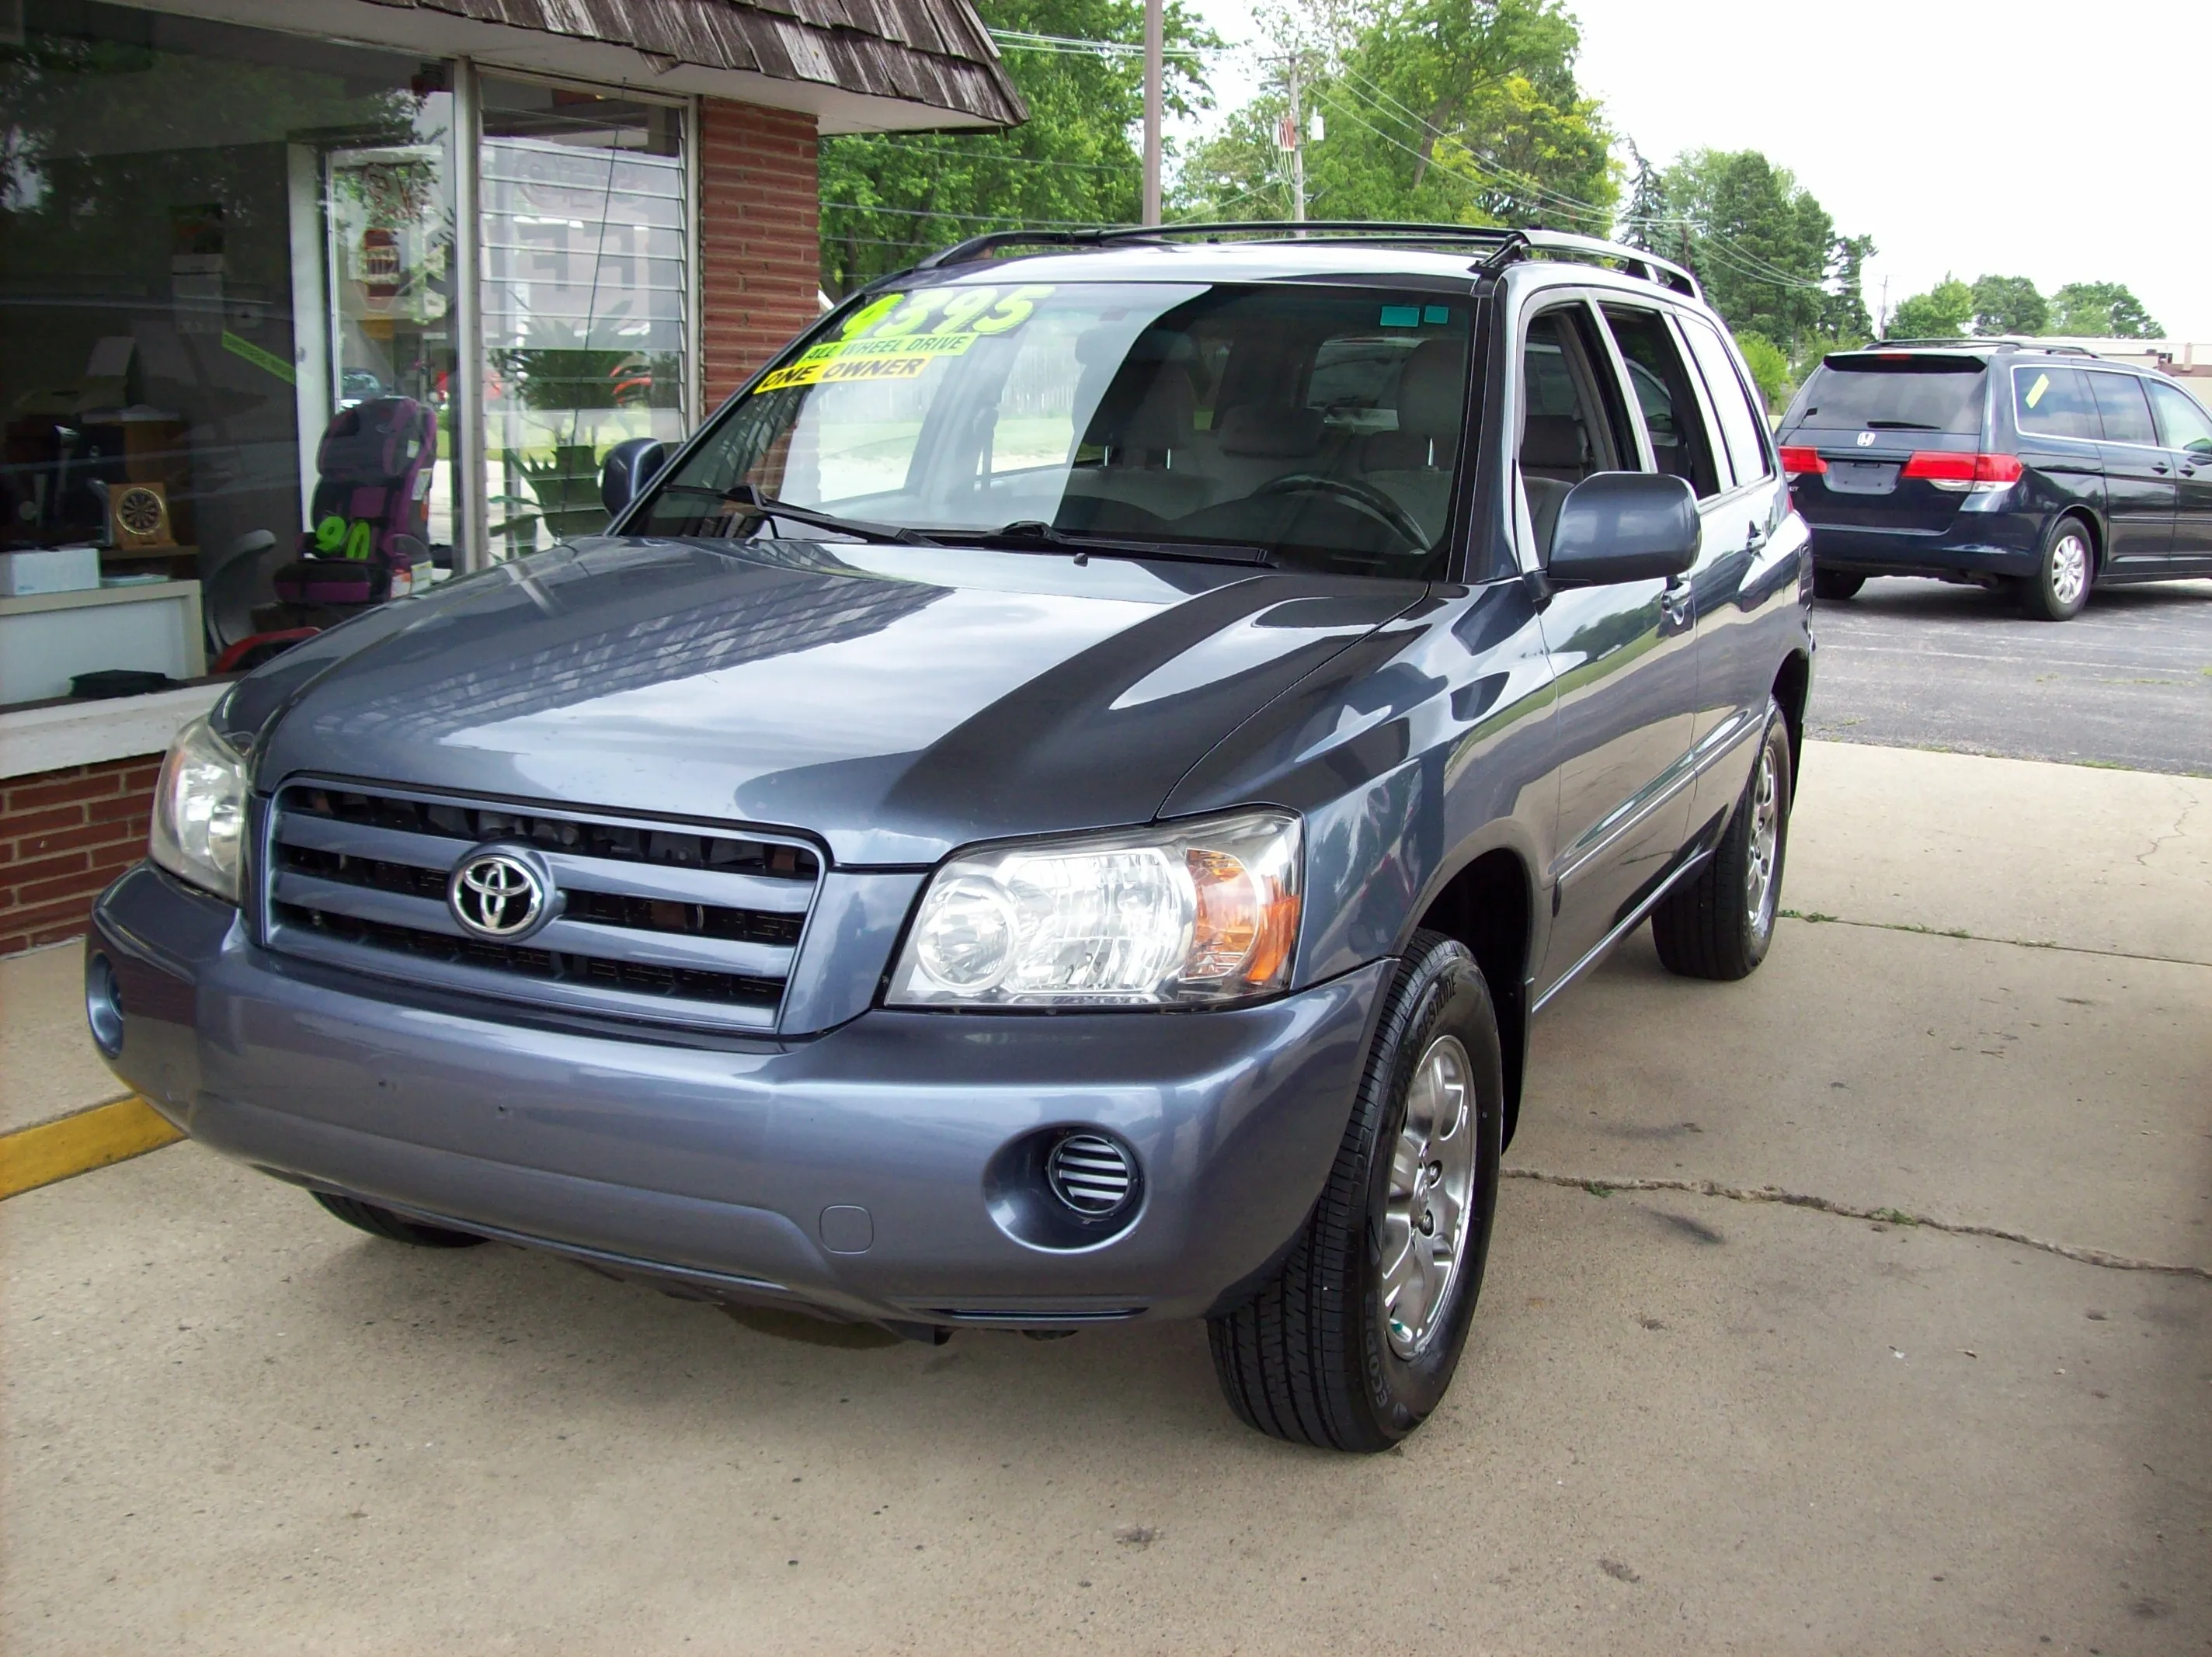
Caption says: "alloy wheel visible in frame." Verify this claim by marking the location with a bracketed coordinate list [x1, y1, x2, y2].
[1379, 1033, 1477, 1359]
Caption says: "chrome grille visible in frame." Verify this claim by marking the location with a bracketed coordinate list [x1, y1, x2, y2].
[262, 783, 819, 1033]
[1045, 1133, 1137, 1215]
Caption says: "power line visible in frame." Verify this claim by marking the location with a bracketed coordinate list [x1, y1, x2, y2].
[989, 29, 1209, 60]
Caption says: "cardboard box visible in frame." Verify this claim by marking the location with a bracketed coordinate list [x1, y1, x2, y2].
[0, 546, 103, 597]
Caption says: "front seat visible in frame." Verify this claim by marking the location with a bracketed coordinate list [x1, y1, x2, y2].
[1361, 337, 1467, 541]
[1519, 414, 1592, 558]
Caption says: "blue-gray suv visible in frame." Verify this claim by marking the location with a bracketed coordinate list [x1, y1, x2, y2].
[89, 225, 1814, 1450]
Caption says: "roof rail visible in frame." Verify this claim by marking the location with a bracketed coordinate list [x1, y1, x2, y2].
[912, 221, 1701, 298]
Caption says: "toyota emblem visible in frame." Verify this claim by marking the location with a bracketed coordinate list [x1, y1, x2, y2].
[448, 849, 548, 939]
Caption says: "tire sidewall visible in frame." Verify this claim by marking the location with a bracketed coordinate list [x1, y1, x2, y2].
[1353, 945, 1504, 1440]
[2032, 516, 2093, 620]
[1737, 710, 1793, 967]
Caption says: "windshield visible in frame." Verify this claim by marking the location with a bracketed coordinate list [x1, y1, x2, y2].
[1787, 361, 1987, 434]
[635, 280, 1473, 577]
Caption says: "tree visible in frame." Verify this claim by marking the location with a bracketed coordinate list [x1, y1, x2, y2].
[1617, 138, 1667, 252]
[1175, 0, 1617, 231]
[1968, 274, 2048, 337]
[816, 0, 1217, 295]
[1734, 332, 1790, 412]
[1886, 276, 1973, 340]
[1658, 149, 1833, 349]
[2047, 281, 2163, 339]
[1819, 233, 1876, 344]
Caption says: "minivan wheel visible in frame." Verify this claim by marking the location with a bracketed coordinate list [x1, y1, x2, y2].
[2021, 518, 2093, 621]
[1812, 568, 1864, 602]
[311, 1191, 488, 1248]
[1208, 931, 1503, 1452]
[1653, 699, 1793, 981]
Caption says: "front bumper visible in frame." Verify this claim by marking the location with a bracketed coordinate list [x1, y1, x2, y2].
[89, 863, 1389, 1327]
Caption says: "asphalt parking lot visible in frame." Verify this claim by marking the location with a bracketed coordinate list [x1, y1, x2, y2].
[5, 742, 2207, 1654]
[1807, 576, 2212, 776]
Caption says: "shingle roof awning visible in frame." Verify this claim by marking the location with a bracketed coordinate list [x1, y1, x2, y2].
[356, 0, 1027, 128]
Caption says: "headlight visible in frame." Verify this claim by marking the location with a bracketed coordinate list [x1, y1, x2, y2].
[148, 714, 247, 902]
[887, 809, 1301, 1008]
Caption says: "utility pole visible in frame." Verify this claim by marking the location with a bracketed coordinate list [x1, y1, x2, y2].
[1264, 51, 1309, 224]
[1141, 0, 1163, 226]
[1878, 275, 1890, 339]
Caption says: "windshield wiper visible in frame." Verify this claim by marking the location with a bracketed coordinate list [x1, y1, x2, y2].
[1862, 419, 1943, 431]
[965, 521, 1276, 567]
[656, 483, 937, 546]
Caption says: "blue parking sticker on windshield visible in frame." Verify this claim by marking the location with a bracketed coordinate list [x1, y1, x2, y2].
[1379, 305, 1421, 328]
[1424, 305, 1451, 325]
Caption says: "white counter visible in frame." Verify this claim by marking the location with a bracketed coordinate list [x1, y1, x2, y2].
[0, 580, 207, 707]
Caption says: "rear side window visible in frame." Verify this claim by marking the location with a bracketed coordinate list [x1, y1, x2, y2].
[2012, 365, 2099, 440]
[1791, 361, 1986, 434]
[1602, 305, 1722, 498]
[2085, 372, 2158, 446]
[1677, 313, 1773, 489]
[2147, 378, 2212, 455]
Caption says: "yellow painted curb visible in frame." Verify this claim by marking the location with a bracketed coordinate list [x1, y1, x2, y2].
[0, 1096, 183, 1200]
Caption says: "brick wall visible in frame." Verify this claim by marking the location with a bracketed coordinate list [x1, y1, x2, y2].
[2, 756, 159, 956]
[699, 98, 821, 408]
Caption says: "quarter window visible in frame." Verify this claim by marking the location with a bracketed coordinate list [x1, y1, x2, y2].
[2146, 379, 2212, 455]
[2012, 365, 2099, 440]
[2085, 373, 2158, 446]
[1676, 314, 1773, 489]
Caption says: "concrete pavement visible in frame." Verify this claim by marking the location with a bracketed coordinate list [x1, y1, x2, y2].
[2, 740, 2207, 1653]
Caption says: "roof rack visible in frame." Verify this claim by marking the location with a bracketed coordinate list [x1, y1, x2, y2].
[1867, 338, 2099, 356]
[911, 221, 1700, 300]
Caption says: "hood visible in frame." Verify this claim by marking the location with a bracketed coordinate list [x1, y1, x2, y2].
[232, 537, 1423, 865]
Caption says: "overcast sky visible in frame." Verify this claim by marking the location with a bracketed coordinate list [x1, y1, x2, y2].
[1176, 0, 2212, 341]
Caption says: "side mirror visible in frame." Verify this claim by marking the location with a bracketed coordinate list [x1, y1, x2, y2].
[1546, 471, 1700, 584]
[600, 437, 671, 520]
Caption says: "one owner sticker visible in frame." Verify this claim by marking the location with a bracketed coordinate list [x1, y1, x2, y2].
[754, 285, 1054, 394]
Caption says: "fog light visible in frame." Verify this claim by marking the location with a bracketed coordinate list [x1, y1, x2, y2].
[85, 952, 123, 1058]
[1046, 1132, 1136, 1216]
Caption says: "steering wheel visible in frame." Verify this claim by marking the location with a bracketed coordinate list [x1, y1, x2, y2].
[1252, 473, 1430, 551]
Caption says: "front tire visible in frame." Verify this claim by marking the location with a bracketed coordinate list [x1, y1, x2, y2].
[1209, 932, 1504, 1452]
[312, 1191, 488, 1249]
[2020, 516, 2093, 621]
[1812, 567, 1864, 602]
[1653, 699, 1793, 981]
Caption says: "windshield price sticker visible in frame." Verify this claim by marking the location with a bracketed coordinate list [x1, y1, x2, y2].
[754, 285, 1054, 394]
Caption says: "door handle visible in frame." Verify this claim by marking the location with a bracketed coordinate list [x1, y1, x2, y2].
[1660, 578, 1694, 627]
[2152, 461, 2171, 474]
[1744, 520, 1767, 550]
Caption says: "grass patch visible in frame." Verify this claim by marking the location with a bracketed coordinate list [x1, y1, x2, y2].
[1869, 1207, 1920, 1227]
[1582, 1182, 1614, 1199]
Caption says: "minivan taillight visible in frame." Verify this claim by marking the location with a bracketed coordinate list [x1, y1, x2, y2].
[1901, 451, 2023, 490]
[1779, 446, 1827, 476]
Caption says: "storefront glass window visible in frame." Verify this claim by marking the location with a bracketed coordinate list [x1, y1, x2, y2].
[479, 76, 687, 561]
[0, 1, 457, 707]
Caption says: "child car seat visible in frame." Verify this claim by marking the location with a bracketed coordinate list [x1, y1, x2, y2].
[273, 398, 434, 606]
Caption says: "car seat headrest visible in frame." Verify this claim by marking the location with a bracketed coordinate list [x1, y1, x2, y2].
[1395, 339, 1467, 439]
[1084, 368, 1195, 457]
[1216, 404, 1325, 457]
[1522, 414, 1590, 471]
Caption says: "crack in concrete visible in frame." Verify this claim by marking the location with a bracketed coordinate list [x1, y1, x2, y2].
[1776, 912, 2210, 970]
[2134, 794, 2199, 870]
[1501, 1168, 2212, 1281]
